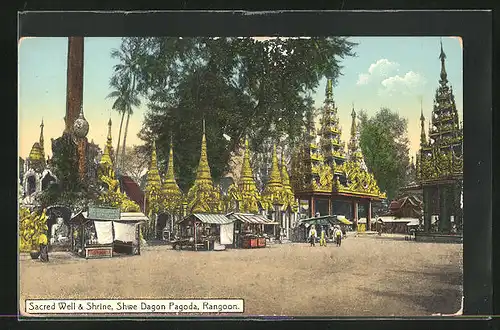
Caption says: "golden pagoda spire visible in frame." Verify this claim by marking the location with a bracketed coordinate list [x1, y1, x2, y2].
[99, 118, 114, 167]
[325, 78, 333, 102]
[186, 120, 222, 213]
[163, 136, 183, 212]
[195, 119, 213, 184]
[144, 139, 163, 194]
[420, 98, 427, 146]
[439, 38, 448, 83]
[261, 144, 284, 209]
[39, 119, 45, 160]
[280, 148, 298, 212]
[235, 137, 261, 213]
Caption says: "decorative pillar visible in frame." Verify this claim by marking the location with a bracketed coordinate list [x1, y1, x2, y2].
[367, 200, 372, 231]
[423, 186, 432, 232]
[328, 198, 332, 216]
[310, 196, 315, 218]
[353, 201, 359, 231]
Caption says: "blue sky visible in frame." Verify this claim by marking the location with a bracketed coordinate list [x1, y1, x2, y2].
[18, 36, 463, 160]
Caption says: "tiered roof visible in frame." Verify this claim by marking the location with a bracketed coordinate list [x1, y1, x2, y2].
[416, 41, 463, 183]
[290, 79, 385, 199]
[319, 78, 346, 166]
[234, 138, 262, 214]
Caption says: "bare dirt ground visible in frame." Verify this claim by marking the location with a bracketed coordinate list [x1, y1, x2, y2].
[19, 235, 463, 317]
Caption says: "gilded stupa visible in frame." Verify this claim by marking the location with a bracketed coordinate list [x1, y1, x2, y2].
[186, 120, 222, 213]
[144, 140, 163, 195]
[280, 150, 298, 212]
[98, 118, 115, 180]
[27, 120, 46, 172]
[162, 137, 184, 213]
[261, 144, 285, 210]
[233, 137, 262, 214]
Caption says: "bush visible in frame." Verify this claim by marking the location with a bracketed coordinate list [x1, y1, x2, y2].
[19, 207, 48, 252]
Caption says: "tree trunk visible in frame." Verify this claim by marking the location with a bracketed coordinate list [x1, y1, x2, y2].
[115, 111, 125, 168]
[65, 37, 84, 134]
[121, 111, 131, 170]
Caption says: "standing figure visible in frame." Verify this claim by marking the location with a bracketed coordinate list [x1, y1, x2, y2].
[335, 226, 342, 247]
[308, 225, 317, 247]
[39, 232, 49, 262]
[319, 227, 327, 247]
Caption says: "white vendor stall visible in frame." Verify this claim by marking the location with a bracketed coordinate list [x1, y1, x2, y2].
[69, 207, 147, 259]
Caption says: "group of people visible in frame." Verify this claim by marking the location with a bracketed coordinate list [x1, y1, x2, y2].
[308, 224, 343, 247]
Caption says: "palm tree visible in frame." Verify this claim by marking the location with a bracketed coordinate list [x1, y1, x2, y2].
[120, 75, 140, 170]
[107, 38, 143, 170]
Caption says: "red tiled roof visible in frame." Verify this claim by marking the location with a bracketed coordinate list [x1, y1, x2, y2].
[119, 175, 145, 212]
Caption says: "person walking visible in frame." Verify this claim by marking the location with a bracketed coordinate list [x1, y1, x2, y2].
[319, 227, 327, 247]
[335, 226, 342, 247]
[308, 225, 317, 247]
[39, 232, 49, 262]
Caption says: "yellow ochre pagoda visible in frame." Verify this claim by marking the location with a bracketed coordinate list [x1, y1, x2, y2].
[261, 144, 285, 210]
[186, 120, 222, 214]
[162, 137, 184, 213]
[27, 120, 46, 172]
[280, 150, 298, 213]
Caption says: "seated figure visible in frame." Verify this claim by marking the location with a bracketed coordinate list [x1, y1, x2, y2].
[50, 217, 69, 244]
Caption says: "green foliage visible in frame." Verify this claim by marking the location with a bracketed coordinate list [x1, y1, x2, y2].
[113, 37, 356, 191]
[358, 108, 410, 201]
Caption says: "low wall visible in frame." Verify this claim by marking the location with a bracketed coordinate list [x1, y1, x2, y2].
[414, 232, 463, 244]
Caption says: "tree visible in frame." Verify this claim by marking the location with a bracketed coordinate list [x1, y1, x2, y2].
[358, 108, 410, 201]
[108, 38, 144, 169]
[114, 37, 356, 191]
[120, 145, 148, 184]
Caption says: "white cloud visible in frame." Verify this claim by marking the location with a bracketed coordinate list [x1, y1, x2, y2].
[379, 71, 427, 96]
[356, 59, 400, 85]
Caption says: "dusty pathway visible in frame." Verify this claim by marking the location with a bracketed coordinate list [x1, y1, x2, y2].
[19, 236, 463, 317]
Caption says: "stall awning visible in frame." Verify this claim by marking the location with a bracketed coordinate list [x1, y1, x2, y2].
[226, 212, 278, 225]
[377, 216, 416, 223]
[180, 213, 234, 225]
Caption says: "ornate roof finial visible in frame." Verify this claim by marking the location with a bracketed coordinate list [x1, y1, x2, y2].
[39, 118, 45, 159]
[163, 134, 183, 211]
[325, 78, 333, 101]
[420, 97, 426, 146]
[439, 38, 448, 83]
[261, 144, 284, 208]
[99, 118, 114, 168]
[144, 138, 163, 194]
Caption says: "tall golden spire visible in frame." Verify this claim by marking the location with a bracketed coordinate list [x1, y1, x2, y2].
[261, 144, 284, 209]
[195, 119, 213, 183]
[100, 118, 114, 167]
[234, 137, 261, 214]
[39, 119, 45, 160]
[280, 149, 298, 212]
[420, 98, 427, 146]
[144, 140, 163, 194]
[187, 120, 222, 213]
[163, 136, 183, 212]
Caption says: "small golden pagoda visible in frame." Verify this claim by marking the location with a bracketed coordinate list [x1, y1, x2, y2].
[280, 150, 298, 213]
[233, 138, 262, 214]
[261, 144, 285, 211]
[27, 120, 46, 172]
[162, 137, 184, 213]
[290, 78, 385, 230]
[97, 118, 139, 212]
[186, 121, 222, 214]
[98, 118, 115, 180]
